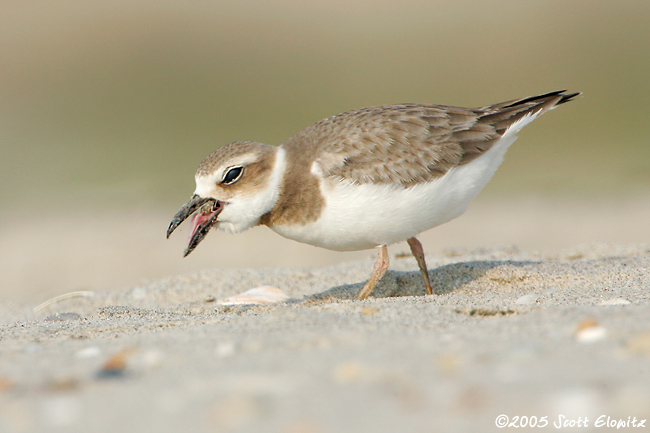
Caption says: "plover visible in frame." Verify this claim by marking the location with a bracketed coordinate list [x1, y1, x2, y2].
[167, 90, 579, 300]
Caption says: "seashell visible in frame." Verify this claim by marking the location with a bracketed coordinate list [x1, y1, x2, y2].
[361, 307, 379, 316]
[598, 298, 631, 306]
[575, 318, 607, 343]
[217, 286, 289, 305]
[75, 346, 101, 359]
[33, 291, 95, 313]
[95, 348, 138, 379]
[514, 294, 538, 305]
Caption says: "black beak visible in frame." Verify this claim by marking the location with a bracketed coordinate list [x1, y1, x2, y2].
[166, 195, 224, 257]
[166, 194, 213, 238]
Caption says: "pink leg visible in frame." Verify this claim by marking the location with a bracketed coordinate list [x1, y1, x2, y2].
[407, 237, 433, 295]
[357, 245, 389, 300]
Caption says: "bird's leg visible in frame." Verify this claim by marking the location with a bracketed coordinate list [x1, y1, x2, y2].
[357, 245, 389, 300]
[407, 237, 433, 295]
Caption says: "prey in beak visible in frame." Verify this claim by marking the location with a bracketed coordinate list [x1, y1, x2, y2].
[166, 195, 225, 257]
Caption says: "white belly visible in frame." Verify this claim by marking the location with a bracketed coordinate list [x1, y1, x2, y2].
[270, 115, 533, 251]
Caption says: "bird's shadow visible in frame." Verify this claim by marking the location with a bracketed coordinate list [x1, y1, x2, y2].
[305, 259, 537, 302]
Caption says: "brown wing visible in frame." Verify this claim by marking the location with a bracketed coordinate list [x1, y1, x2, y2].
[283, 90, 579, 188]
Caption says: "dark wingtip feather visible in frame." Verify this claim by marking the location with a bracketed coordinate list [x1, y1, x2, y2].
[556, 91, 582, 105]
[502, 90, 581, 109]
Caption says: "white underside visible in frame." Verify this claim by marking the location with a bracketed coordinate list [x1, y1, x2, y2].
[270, 112, 543, 251]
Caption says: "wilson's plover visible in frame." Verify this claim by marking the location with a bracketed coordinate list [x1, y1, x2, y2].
[167, 90, 579, 299]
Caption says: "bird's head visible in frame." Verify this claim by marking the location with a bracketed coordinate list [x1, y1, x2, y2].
[166, 141, 284, 257]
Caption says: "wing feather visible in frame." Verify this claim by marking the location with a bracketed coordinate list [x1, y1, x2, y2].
[281, 91, 579, 188]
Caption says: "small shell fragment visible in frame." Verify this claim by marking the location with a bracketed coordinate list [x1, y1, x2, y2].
[514, 294, 538, 305]
[598, 298, 631, 306]
[361, 307, 379, 316]
[95, 348, 137, 379]
[75, 346, 101, 359]
[575, 318, 607, 343]
[217, 286, 289, 305]
[33, 290, 95, 313]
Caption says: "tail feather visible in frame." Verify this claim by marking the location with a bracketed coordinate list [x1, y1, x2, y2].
[486, 90, 581, 111]
[478, 90, 581, 134]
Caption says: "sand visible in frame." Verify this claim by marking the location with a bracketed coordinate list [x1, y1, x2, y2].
[1, 243, 649, 433]
[2, 195, 650, 305]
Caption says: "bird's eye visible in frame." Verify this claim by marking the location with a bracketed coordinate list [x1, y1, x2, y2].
[222, 166, 243, 185]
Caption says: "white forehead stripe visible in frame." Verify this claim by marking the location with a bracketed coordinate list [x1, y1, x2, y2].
[194, 173, 219, 197]
[193, 150, 271, 197]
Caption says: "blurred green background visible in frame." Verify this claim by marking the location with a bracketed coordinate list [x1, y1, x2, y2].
[1, 0, 648, 211]
[1, 0, 649, 303]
